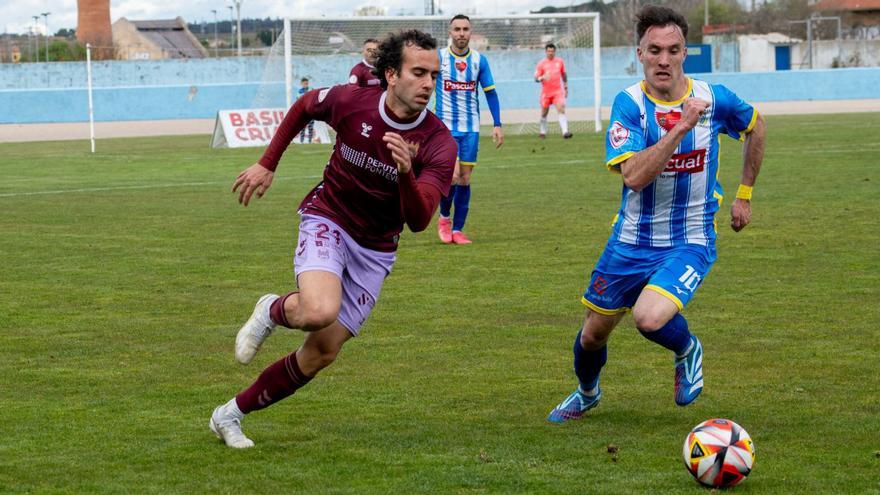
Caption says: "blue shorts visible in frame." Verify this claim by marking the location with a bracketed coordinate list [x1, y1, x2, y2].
[582, 240, 717, 315]
[452, 131, 479, 165]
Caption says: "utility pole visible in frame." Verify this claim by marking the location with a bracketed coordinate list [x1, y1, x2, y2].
[227, 5, 234, 54]
[42, 12, 50, 62]
[32, 15, 40, 62]
[211, 9, 218, 57]
[234, 0, 243, 57]
[704, 0, 709, 31]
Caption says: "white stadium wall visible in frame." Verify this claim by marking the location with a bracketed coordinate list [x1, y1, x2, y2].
[2, 46, 879, 124]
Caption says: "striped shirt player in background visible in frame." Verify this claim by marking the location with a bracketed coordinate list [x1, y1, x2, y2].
[435, 14, 504, 245]
[349, 38, 381, 87]
[534, 43, 573, 139]
[548, 4, 766, 423]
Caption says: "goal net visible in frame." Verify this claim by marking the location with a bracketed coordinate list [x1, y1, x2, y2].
[252, 13, 601, 135]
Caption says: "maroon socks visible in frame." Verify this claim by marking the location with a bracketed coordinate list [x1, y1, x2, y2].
[235, 351, 313, 414]
[269, 292, 298, 328]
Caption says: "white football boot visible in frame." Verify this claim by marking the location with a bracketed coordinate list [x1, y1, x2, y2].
[235, 294, 280, 364]
[209, 404, 254, 449]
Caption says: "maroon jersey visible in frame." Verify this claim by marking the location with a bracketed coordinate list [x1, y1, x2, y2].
[262, 85, 456, 252]
[349, 61, 381, 87]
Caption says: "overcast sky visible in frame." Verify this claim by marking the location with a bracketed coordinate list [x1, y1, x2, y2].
[3, 0, 579, 35]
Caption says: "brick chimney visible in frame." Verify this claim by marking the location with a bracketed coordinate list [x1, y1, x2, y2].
[76, 0, 113, 59]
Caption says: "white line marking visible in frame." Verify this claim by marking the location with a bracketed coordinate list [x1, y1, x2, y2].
[0, 175, 322, 198]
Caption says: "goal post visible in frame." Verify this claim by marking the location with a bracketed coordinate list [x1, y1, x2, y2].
[255, 13, 602, 135]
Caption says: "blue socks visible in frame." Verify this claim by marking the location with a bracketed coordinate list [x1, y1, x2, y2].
[573, 329, 606, 395]
[439, 186, 455, 218]
[638, 313, 693, 356]
[572, 315, 692, 397]
[452, 184, 471, 231]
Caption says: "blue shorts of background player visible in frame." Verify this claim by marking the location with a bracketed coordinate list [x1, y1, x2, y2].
[582, 240, 716, 315]
[451, 131, 479, 165]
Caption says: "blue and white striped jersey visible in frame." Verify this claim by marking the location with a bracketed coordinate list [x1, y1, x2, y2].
[605, 78, 757, 247]
[433, 47, 496, 133]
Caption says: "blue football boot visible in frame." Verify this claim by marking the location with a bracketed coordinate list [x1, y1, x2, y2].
[547, 387, 601, 423]
[674, 336, 703, 406]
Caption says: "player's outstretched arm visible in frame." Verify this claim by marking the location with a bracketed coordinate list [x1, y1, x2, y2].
[620, 98, 709, 192]
[731, 112, 766, 232]
[232, 163, 275, 206]
[230, 89, 325, 206]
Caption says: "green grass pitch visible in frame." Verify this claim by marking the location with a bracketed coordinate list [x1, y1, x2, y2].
[1, 114, 878, 493]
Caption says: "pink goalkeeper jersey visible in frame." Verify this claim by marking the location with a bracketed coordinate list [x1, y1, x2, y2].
[535, 57, 566, 94]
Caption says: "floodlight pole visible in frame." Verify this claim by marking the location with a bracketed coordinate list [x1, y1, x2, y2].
[42, 12, 50, 62]
[211, 9, 218, 57]
[227, 5, 234, 53]
[235, 0, 242, 57]
[32, 15, 40, 62]
[704, 0, 709, 30]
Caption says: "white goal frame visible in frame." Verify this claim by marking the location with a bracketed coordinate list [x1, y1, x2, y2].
[281, 13, 602, 132]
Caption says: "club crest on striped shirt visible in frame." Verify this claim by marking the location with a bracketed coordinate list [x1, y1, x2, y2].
[609, 121, 629, 149]
[697, 110, 711, 127]
[656, 109, 681, 131]
[455, 60, 467, 72]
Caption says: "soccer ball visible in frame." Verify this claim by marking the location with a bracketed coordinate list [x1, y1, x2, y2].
[683, 418, 755, 488]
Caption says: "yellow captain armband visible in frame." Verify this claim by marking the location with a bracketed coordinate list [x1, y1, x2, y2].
[735, 184, 753, 201]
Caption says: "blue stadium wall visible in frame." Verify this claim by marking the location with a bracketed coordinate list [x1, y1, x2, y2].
[1, 47, 878, 124]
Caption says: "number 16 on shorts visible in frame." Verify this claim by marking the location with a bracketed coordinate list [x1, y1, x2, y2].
[678, 265, 702, 292]
[652, 257, 711, 310]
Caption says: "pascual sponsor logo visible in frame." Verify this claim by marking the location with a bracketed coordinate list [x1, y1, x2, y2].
[443, 80, 476, 91]
[664, 149, 706, 173]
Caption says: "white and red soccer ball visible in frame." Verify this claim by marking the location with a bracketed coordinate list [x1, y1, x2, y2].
[683, 418, 755, 488]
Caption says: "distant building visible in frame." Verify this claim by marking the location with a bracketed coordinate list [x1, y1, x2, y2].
[113, 17, 208, 60]
[701, 24, 749, 42]
[354, 6, 386, 16]
[812, 0, 880, 27]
